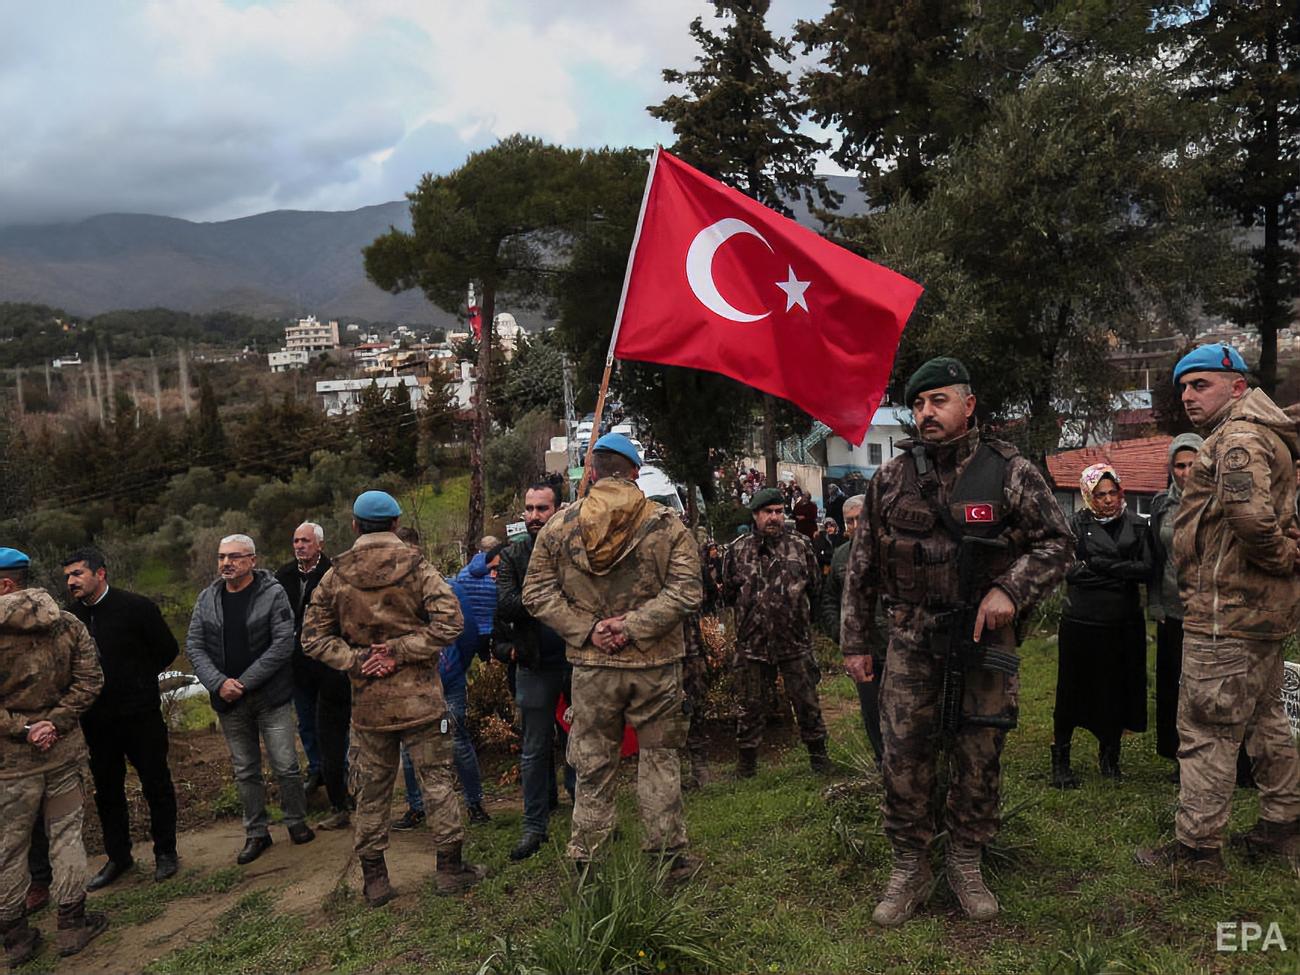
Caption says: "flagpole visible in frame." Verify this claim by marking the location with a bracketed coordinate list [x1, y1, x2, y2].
[577, 145, 662, 497]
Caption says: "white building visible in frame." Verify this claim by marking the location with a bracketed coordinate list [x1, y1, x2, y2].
[494, 313, 523, 359]
[51, 354, 82, 369]
[268, 349, 309, 373]
[285, 315, 340, 353]
[316, 376, 427, 416]
[451, 361, 475, 411]
[825, 405, 911, 477]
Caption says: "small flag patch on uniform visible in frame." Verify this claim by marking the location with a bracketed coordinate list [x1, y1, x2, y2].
[964, 503, 994, 523]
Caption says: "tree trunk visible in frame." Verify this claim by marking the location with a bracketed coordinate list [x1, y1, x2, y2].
[762, 394, 778, 487]
[466, 283, 495, 555]
[1256, 21, 1282, 395]
[686, 478, 699, 529]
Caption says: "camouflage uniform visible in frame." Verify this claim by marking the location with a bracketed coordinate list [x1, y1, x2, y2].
[842, 429, 1073, 853]
[302, 533, 465, 859]
[722, 529, 827, 751]
[820, 542, 887, 762]
[0, 589, 103, 923]
[1171, 389, 1300, 850]
[523, 477, 702, 861]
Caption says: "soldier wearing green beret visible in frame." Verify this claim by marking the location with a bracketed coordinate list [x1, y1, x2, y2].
[841, 357, 1073, 926]
[721, 486, 830, 778]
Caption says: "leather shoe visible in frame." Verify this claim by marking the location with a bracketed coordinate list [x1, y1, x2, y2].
[86, 858, 133, 891]
[509, 832, 548, 862]
[236, 835, 273, 865]
[154, 853, 179, 882]
[24, 883, 50, 914]
[288, 823, 316, 845]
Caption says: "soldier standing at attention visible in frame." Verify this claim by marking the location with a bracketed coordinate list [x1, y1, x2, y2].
[523, 433, 702, 881]
[0, 548, 107, 965]
[722, 488, 831, 778]
[1137, 344, 1300, 875]
[302, 491, 483, 907]
[841, 358, 1073, 926]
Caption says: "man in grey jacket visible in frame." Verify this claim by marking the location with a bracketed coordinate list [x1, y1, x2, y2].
[186, 534, 314, 864]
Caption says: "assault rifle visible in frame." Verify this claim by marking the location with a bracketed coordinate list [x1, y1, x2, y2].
[936, 535, 1020, 736]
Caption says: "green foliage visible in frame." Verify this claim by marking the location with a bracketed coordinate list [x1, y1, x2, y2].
[492, 331, 566, 428]
[478, 845, 731, 975]
[484, 410, 558, 502]
[351, 381, 419, 477]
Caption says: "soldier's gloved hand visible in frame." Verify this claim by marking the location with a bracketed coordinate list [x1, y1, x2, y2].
[843, 654, 873, 684]
[973, 587, 1016, 642]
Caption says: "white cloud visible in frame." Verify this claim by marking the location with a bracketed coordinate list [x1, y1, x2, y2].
[0, 0, 835, 226]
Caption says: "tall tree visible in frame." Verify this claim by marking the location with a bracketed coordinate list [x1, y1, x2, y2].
[796, 0, 1156, 205]
[1161, 1, 1300, 393]
[364, 135, 586, 551]
[649, 0, 831, 487]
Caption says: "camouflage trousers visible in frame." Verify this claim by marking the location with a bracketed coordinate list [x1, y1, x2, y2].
[351, 722, 463, 858]
[1176, 636, 1300, 849]
[0, 762, 88, 922]
[683, 653, 710, 758]
[733, 654, 827, 751]
[566, 662, 688, 861]
[880, 641, 1015, 851]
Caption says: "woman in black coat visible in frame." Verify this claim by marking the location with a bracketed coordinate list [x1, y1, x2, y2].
[1051, 463, 1153, 787]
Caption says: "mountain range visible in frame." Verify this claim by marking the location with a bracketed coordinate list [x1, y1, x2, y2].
[0, 175, 866, 324]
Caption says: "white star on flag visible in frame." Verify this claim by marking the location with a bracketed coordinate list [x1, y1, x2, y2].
[775, 265, 811, 312]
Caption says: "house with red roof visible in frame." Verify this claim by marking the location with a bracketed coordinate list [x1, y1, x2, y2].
[1045, 435, 1173, 517]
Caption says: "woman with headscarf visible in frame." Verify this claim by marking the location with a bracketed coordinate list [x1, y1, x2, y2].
[1147, 433, 1204, 779]
[1051, 463, 1153, 787]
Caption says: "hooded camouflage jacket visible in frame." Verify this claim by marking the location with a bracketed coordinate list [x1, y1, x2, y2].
[841, 428, 1073, 657]
[0, 588, 103, 780]
[302, 532, 464, 732]
[522, 476, 702, 669]
[1174, 388, 1300, 641]
[722, 528, 820, 663]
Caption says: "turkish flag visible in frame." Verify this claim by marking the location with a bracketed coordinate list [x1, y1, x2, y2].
[964, 503, 995, 523]
[612, 150, 923, 445]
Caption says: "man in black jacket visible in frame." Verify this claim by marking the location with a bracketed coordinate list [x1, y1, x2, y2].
[496, 482, 573, 861]
[62, 547, 180, 887]
[275, 522, 349, 826]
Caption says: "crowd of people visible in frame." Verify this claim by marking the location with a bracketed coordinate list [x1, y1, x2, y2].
[2, 343, 1299, 965]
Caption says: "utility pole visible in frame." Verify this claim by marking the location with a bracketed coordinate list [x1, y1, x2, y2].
[561, 353, 578, 500]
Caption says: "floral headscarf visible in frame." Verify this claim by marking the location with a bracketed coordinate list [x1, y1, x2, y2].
[1080, 463, 1125, 522]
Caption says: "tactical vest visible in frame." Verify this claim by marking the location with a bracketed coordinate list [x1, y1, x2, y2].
[880, 441, 1017, 609]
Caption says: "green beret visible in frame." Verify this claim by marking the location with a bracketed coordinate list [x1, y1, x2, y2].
[748, 487, 785, 512]
[904, 357, 970, 406]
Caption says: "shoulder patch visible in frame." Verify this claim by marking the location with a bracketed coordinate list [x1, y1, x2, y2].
[1222, 470, 1254, 501]
[1223, 446, 1251, 471]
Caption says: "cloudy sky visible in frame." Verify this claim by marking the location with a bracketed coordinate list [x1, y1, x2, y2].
[1, 0, 835, 227]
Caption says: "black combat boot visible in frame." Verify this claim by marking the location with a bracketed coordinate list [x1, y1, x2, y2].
[55, 897, 108, 958]
[1050, 744, 1080, 789]
[2, 915, 41, 969]
[736, 747, 758, 779]
[360, 855, 395, 908]
[807, 738, 833, 775]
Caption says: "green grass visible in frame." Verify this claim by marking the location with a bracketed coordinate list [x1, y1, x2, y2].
[95, 866, 245, 926]
[134, 627, 1299, 974]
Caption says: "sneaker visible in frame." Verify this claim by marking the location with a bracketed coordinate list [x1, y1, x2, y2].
[392, 809, 425, 831]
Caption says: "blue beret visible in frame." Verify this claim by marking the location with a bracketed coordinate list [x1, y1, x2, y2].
[353, 490, 402, 520]
[0, 548, 30, 569]
[1173, 343, 1249, 385]
[593, 432, 642, 468]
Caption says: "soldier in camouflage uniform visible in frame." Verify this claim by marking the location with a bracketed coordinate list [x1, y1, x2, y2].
[841, 358, 1073, 926]
[722, 487, 830, 778]
[818, 494, 885, 766]
[1137, 344, 1300, 876]
[523, 434, 702, 880]
[681, 610, 710, 789]
[0, 548, 108, 965]
[302, 491, 483, 907]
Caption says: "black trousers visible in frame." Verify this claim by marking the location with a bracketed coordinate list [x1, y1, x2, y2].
[83, 708, 178, 863]
[316, 692, 352, 811]
[855, 654, 886, 765]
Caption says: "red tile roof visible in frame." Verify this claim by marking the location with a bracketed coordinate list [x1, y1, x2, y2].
[1046, 435, 1173, 495]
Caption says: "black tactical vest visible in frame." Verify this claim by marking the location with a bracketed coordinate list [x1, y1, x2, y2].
[880, 441, 1016, 609]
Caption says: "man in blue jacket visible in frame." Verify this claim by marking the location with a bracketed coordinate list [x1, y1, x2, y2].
[454, 543, 503, 660]
[186, 534, 314, 864]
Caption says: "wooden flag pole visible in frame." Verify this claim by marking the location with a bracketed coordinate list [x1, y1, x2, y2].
[576, 145, 661, 498]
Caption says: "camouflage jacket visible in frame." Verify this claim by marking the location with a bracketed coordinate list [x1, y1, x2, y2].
[0, 588, 103, 780]
[841, 429, 1073, 657]
[1174, 388, 1300, 641]
[302, 532, 463, 732]
[523, 476, 702, 669]
[722, 529, 820, 663]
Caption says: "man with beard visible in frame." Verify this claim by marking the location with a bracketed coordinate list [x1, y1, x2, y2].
[497, 482, 573, 861]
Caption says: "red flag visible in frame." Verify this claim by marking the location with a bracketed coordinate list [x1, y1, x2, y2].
[468, 304, 481, 339]
[612, 150, 922, 445]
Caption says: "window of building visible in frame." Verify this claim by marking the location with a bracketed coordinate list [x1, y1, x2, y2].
[868, 442, 883, 466]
